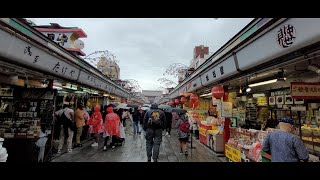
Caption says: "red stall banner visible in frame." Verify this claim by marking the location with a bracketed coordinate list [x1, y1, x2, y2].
[291, 82, 320, 99]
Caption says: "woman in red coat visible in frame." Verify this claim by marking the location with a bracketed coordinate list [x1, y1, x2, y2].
[87, 106, 103, 147]
[103, 107, 121, 150]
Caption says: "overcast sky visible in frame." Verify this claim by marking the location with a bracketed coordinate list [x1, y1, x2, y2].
[29, 18, 253, 91]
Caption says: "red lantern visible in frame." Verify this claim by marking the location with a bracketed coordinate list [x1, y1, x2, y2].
[193, 99, 199, 108]
[190, 94, 198, 102]
[175, 99, 180, 104]
[180, 97, 187, 104]
[169, 100, 175, 106]
[189, 99, 199, 108]
[212, 86, 224, 99]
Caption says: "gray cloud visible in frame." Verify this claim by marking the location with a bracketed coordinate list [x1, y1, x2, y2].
[30, 18, 252, 90]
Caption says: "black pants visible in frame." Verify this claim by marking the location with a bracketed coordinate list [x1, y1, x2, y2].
[166, 121, 172, 135]
[146, 128, 162, 161]
[104, 136, 117, 147]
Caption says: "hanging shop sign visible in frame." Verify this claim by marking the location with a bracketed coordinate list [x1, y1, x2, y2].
[225, 144, 241, 162]
[187, 77, 203, 93]
[236, 18, 320, 71]
[212, 86, 224, 99]
[200, 56, 237, 87]
[257, 97, 268, 106]
[78, 71, 105, 91]
[291, 82, 320, 99]
[0, 29, 80, 81]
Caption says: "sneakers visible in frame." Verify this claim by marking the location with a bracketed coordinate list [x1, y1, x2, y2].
[68, 149, 72, 153]
[111, 146, 115, 149]
[165, 132, 169, 136]
[180, 150, 183, 154]
[185, 150, 188, 156]
[57, 149, 62, 154]
[103, 146, 107, 151]
[91, 142, 98, 147]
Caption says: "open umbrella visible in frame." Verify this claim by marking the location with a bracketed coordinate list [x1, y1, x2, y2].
[127, 104, 139, 108]
[108, 104, 117, 108]
[116, 103, 128, 109]
[171, 108, 187, 114]
[158, 104, 172, 112]
[141, 107, 150, 111]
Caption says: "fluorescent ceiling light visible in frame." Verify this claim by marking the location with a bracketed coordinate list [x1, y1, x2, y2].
[246, 87, 251, 93]
[75, 91, 86, 94]
[248, 79, 277, 87]
[53, 86, 62, 90]
[200, 92, 212, 97]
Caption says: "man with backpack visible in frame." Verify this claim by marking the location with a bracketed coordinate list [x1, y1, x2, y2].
[54, 103, 75, 153]
[143, 103, 166, 162]
[175, 113, 190, 156]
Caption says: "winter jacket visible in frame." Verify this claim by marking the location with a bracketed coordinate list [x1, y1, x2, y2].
[104, 107, 121, 137]
[133, 111, 141, 123]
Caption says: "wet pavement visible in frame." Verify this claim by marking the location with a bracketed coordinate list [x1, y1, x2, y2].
[51, 128, 223, 162]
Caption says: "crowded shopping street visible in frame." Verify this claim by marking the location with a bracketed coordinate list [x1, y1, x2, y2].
[0, 18, 320, 163]
[51, 129, 223, 162]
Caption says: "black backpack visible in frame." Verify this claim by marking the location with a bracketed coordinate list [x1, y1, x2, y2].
[148, 110, 162, 128]
[59, 110, 76, 137]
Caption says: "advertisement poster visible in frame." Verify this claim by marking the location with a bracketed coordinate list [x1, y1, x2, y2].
[225, 144, 241, 162]
[220, 102, 233, 117]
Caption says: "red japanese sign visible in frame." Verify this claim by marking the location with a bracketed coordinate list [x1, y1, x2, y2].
[291, 82, 320, 99]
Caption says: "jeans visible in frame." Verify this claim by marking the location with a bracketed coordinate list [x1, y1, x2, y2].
[145, 128, 162, 161]
[133, 121, 139, 134]
[76, 126, 83, 144]
[58, 126, 74, 151]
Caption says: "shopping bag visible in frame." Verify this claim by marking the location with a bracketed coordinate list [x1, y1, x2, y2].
[120, 123, 126, 139]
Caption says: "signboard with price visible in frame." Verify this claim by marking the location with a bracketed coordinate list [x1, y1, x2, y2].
[291, 82, 320, 99]
[225, 144, 241, 162]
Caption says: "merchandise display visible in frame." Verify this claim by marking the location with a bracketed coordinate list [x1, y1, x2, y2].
[226, 127, 273, 162]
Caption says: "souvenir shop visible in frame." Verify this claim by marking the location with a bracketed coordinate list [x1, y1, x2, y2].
[0, 19, 130, 162]
[168, 18, 320, 162]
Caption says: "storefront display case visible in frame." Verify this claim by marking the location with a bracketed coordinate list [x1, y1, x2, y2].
[226, 127, 271, 162]
[0, 87, 56, 162]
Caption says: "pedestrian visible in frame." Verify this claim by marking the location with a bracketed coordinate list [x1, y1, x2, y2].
[262, 117, 309, 162]
[164, 110, 173, 137]
[138, 109, 145, 135]
[143, 103, 166, 162]
[175, 113, 190, 156]
[122, 109, 130, 127]
[54, 103, 75, 153]
[132, 107, 141, 135]
[103, 107, 121, 150]
[87, 106, 103, 147]
[74, 102, 87, 147]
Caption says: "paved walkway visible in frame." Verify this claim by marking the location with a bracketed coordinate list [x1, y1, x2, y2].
[51, 128, 222, 162]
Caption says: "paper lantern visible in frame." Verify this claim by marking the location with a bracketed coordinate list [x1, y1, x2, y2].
[189, 99, 199, 108]
[193, 99, 199, 108]
[175, 99, 180, 104]
[212, 86, 224, 99]
[170, 100, 175, 106]
[190, 94, 198, 102]
[180, 97, 187, 104]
